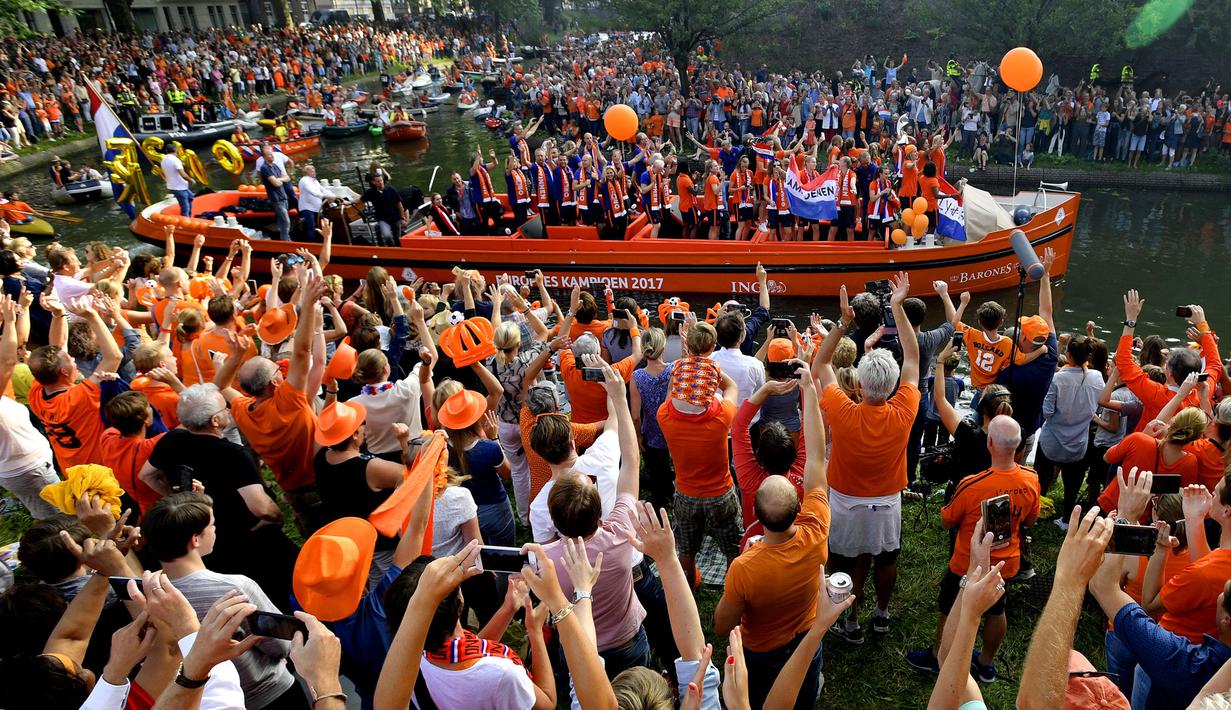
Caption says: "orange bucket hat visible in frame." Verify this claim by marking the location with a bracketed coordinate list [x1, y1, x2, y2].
[437, 389, 487, 430]
[767, 338, 795, 362]
[315, 401, 366, 447]
[439, 317, 496, 367]
[669, 356, 720, 409]
[258, 303, 297, 345]
[324, 341, 358, 382]
[292, 517, 377, 622]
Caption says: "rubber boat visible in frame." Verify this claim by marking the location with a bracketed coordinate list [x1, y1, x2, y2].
[383, 121, 427, 142]
[9, 217, 55, 239]
[321, 121, 371, 138]
[472, 101, 497, 120]
[133, 114, 259, 147]
[130, 184, 1080, 296]
[426, 93, 452, 105]
[237, 134, 321, 161]
[457, 98, 480, 111]
[411, 75, 433, 89]
[50, 178, 114, 205]
[491, 56, 524, 65]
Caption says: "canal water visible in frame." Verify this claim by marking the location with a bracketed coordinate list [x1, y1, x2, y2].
[18, 108, 1231, 337]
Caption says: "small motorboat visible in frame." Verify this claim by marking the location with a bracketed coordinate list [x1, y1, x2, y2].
[384, 121, 427, 142]
[8, 217, 55, 239]
[457, 98, 480, 111]
[472, 100, 497, 120]
[411, 74, 432, 89]
[491, 56, 524, 65]
[425, 93, 452, 105]
[50, 178, 114, 205]
[132, 114, 258, 147]
[321, 121, 371, 138]
[238, 133, 322, 161]
[485, 116, 509, 132]
[286, 109, 330, 132]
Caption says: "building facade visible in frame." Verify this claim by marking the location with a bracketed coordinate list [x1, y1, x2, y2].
[24, 0, 407, 35]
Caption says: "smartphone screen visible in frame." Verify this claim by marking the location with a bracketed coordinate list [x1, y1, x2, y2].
[981, 495, 1012, 549]
[1108, 523, 1159, 556]
[669, 311, 686, 322]
[479, 546, 532, 575]
[108, 577, 141, 601]
[246, 279, 258, 294]
[172, 466, 193, 494]
[243, 611, 308, 640]
[767, 361, 801, 379]
[1150, 474, 1182, 495]
[1176, 306, 1193, 318]
[581, 367, 605, 382]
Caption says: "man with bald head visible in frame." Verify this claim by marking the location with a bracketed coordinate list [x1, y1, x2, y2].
[215, 270, 327, 534]
[714, 360, 830, 710]
[906, 414, 1040, 682]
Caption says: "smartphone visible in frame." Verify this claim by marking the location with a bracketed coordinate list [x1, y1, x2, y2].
[669, 310, 687, 322]
[246, 279, 258, 295]
[771, 318, 792, 331]
[981, 495, 1012, 549]
[171, 466, 194, 494]
[1108, 523, 1159, 556]
[767, 361, 801, 379]
[1176, 306, 1193, 318]
[524, 269, 537, 280]
[1199, 372, 1210, 382]
[242, 611, 308, 641]
[108, 576, 141, 601]
[1150, 474, 1182, 495]
[478, 545, 536, 575]
[581, 367, 605, 382]
[953, 331, 964, 348]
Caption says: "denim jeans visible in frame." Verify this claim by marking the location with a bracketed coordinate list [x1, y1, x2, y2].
[172, 189, 194, 218]
[1105, 629, 1136, 701]
[597, 625, 650, 679]
[745, 632, 823, 710]
[272, 200, 290, 241]
[300, 209, 317, 242]
[476, 500, 515, 547]
[632, 559, 679, 667]
[686, 116, 700, 137]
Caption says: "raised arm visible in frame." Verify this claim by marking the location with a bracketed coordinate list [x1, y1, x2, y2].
[932, 342, 964, 435]
[798, 361, 827, 492]
[756, 261, 771, 312]
[588, 353, 637, 498]
[813, 284, 853, 390]
[890, 271, 919, 386]
[1039, 247, 1055, 334]
[288, 271, 325, 393]
[933, 280, 958, 325]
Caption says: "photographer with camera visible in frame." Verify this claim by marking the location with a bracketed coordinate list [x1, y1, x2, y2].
[814, 272, 918, 644]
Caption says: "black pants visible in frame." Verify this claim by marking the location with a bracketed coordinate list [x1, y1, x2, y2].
[1034, 448, 1097, 519]
[511, 201, 531, 227]
[906, 399, 927, 482]
[642, 445, 675, 512]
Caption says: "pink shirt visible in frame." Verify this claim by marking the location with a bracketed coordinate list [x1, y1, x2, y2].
[543, 492, 645, 651]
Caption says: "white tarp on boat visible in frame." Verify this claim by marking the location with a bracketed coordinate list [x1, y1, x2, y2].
[960, 183, 1014, 242]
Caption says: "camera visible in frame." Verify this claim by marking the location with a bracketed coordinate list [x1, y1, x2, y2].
[864, 279, 899, 346]
[581, 367, 605, 382]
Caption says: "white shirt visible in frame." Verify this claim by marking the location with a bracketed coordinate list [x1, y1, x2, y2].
[161, 153, 189, 191]
[252, 151, 290, 178]
[177, 632, 246, 710]
[297, 175, 326, 212]
[0, 396, 53, 477]
[530, 428, 620, 543]
[350, 364, 423, 455]
[710, 347, 765, 408]
[432, 485, 478, 557]
[415, 655, 535, 710]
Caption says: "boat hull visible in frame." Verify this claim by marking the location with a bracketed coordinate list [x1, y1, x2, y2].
[51, 179, 114, 205]
[321, 123, 370, 138]
[238, 135, 321, 161]
[11, 218, 55, 238]
[384, 122, 427, 142]
[130, 190, 1079, 297]
[133, 120, 257, 147]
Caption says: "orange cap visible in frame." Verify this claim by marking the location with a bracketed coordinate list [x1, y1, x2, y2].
[1018, 315, 1050, 344]
[1064, 651, 1129, 709]
[437, 389, 488, 430]
[292, 517, 377, 622]
[439, 317, 496, 367]
[258, 303, 297, 345]
[325, 341, 358, 382]
[187, 276, 212, 301]
[257, 284, 271, 299]
[767, 338, 795, 362]
[315, 400, 366, 447]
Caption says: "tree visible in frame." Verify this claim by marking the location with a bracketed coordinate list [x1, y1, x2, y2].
[1, 0, 76, 37]
[907, 0, 1136, 62]
[608, 0, 789, 95]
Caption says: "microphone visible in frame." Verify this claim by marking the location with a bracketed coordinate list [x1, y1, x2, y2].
[1010, 229, 1045, 280]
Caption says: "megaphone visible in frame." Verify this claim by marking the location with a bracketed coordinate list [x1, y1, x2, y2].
[1010, 229, 1045, 281]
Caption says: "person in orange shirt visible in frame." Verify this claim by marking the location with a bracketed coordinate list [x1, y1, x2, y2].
[816, 272, 919, 642]
[956, 301, 1012, 391]
[907, 415, 1040, 678]
[1097, 413, 1205, 518]
[152, 266, 204, 331]
[827, 156, 859, 242]
[713, 363, 834, 709]
[99, 391, 165, 516]
[559, 325, 641, 424]
[1149, 477, 1231, 646]
[703, 160, 725, 240]
[930, 132, 954, 179]
[1118, 296, 1221, 431]
[130, 342, 184, 429]
[28, 301, 122, 469]
[676, 167, 699, 238]
[657, 354, 740, 586]
[899, 144, 920, 200]
[919, 161, 957, 231]
[217, 271, 324, 534]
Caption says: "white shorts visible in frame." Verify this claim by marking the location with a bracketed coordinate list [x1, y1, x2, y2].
[827, 489, 902, 557]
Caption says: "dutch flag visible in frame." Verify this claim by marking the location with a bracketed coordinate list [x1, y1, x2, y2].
[784, 154, 839, 222]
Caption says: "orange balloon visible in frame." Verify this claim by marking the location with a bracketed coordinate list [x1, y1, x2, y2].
[901, 208, 916, 225]
[891, 229, 907, 246]
[912, 197, 928, 215]
[1001, 47, 1043, 92]
[604, 104, 638, 142]
[912, 214, 929, 238]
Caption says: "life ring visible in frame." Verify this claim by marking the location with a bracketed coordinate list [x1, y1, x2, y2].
[212, 140, 244, 175]
[184, 150, 208, 184]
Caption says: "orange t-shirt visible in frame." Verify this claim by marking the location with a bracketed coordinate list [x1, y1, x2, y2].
[657, 399, 737, 499]
[1115, 333, 1218, 431]
[559, 350, 637, 424]
[1161, 548, 1231, 644]
[519, 405, 598, 501]
[900, 161, 919, 197]
[1187, 438, 1227, 493]
[100, 428, 164, 514]
[723, 488, 830, 652]
[703, 174, 720, 212]
[153, 297, 205, 333]
[1098, 433, 1200, 517]
[182, 329, 257, 387]
[29, 379, 105, 469]
[677, 174, 696, 212]
[941, 465, 1041, 577]
[130, 378, 180, 429]
[819, 382, 920, 497]
[568, 320, 611, 341]
[958, 324, 1013, 388]
[920, 175, 940, 211]
[931, 148, 947, 177]
[230, 382, 317, 491]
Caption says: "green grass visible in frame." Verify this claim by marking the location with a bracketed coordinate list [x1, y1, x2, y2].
[948, 145, 1231, 175]
[0, 475, 1113, 709]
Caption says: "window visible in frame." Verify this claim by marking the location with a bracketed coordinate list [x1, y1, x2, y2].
[229, 5, 241, 24]
[206, 5, 218, 25]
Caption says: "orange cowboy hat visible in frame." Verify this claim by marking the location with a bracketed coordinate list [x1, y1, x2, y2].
[657, 297, 690, 326]
[258, 303, 297, 345]
[315, 400, 366, 447]
[324, 341, 358, 382]
[292, 517, 377, 622]
[437, 389, 487, 430]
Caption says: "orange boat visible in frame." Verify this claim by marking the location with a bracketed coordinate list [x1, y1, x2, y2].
[238, 134, 322, 161]
[384, 121, 427, 142]
[130, 185, 1079, 297]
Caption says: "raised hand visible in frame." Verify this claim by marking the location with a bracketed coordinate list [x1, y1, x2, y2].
[560, 536, 603, 595]
[1182, 484, 1214, 522]
[1124, 289, 1144, 321]
[1054, 506, 1114, 585]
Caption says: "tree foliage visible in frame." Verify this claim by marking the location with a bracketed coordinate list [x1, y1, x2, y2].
[0, 0, 76, 37]
[607, 0, 789, 93]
